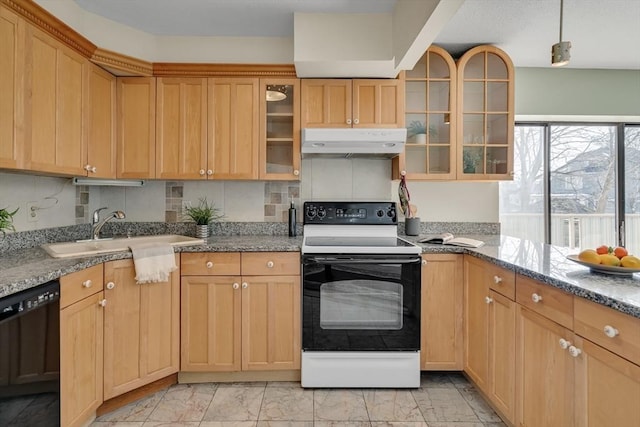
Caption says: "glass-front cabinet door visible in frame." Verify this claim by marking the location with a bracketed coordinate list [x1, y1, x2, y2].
[456, 45, 514, 180]
[259, 78, 300, 180]
[394, 46, 457, 180]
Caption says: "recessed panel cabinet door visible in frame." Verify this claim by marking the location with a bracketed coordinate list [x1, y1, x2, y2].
[87, 64, 116, 178]
[301, 79, 352, 128]
[352, 79, 404, 128]
[208, 78, 259, 179]
[25, 24, 87, 176]
[0, 7, 24, 170]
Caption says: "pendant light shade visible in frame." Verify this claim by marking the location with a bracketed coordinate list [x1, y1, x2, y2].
[266, 85, 287, 101]
[551, 0, 571, 66]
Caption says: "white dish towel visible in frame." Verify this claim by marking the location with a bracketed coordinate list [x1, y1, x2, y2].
[129, 242, 177, 284]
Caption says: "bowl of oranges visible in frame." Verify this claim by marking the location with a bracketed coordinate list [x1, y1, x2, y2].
[568, 246, 640, 276]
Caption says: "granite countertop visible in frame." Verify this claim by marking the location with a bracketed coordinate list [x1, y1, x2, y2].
[1, 233, 639, 319]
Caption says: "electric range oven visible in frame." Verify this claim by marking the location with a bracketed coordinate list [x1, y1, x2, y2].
[301, 201, 422, 388]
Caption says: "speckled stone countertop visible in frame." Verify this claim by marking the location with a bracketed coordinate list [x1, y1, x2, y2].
[2, 232, 639, 319]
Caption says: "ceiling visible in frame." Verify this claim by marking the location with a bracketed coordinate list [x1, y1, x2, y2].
[68, 0, 640, 70]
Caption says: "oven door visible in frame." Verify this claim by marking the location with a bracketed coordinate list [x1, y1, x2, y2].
[302, 254, 421, 352]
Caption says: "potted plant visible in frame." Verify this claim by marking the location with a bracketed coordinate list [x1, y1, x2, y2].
[407, 120, 436, 144]
[0, 206, 18, 237]
[183, 198, 223, 238]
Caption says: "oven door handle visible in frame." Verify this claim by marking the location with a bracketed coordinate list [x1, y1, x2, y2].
[307, 257, 421, 265]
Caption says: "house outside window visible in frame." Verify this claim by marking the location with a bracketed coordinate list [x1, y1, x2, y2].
[499, 123, 640, 254]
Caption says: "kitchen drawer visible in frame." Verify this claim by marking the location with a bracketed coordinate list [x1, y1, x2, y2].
[485, 262, 515, 299]
[181, 252, 241, 276]
[241, 252, 300, 276]
[60, 264, 104, 309]
[574, 297, 640, 365]
[516, 275, 573, 329]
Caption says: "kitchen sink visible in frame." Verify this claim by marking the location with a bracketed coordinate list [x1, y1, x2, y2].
[42, 234, 205, 258]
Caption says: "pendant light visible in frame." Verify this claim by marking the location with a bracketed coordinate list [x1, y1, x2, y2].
[551, 0, 571, 67]
[266, 85, 287, 101]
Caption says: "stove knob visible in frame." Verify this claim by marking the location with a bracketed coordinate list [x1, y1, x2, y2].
[376, 209, 384, 217]
[387, 209, 395, 218]
[306, 206, 317, 219]
[317, 207, 326, 218]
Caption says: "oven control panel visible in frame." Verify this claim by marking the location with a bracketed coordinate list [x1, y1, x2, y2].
[304, 201, 397, 225]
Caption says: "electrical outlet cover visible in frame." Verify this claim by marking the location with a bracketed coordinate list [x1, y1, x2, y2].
[26, 202, 39, 222]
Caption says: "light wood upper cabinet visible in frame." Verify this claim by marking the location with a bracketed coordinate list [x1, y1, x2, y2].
[156, 78, 208, 179]
[59, 265, 105, 427]
[208, 78, 260, 179]
[117, 77, 156, 179]
[103, 257, 180, 399]
[420, 254, 463, 370]
[456, 45, 514, 180]
[464, 256, 516, 424]
[24, 23, 87, 176]
[301, 79, 403, 128]
[86, 64, 117, 178]
[260, 78, 301, 180]
[0, 7, 25, 170]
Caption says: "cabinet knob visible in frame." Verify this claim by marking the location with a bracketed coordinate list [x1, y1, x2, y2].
[90, 166, 97, 173]
[493, 275, 503, 284]
[558, 338, 571, 349]
[531, 293, 543, 303]
[267, 261, 274, 268]
[346, 119, 352, 125]
[603, 325, 619, 338]
[242, 282, 248, 289]
[199, 169, 205, 176]
[84, 164, 92, 172]
[82, 279, 92, 288]
[106, 281, 115, 290]
[293, 169, 300, 176]
[568, 345, 582, 358]
[233, 282, 239, 290]
[98, 299, 107, 307]
[485, 296, 493, 304]
[421, 259, 427, 266]
[207, 169, 213, 176]
[206, 261, 214, 269]
[353, 118, 359, 125]
[400, 170, 406, 176]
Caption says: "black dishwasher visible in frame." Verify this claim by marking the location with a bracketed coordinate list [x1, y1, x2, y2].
[0, 280, 60, 426]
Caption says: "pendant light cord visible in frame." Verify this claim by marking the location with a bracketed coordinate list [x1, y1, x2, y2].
[559, 0, 564, 42]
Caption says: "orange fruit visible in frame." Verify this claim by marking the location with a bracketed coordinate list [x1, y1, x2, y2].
[599, 254, 621, 266]
[613, 246, 628, 259]
[596, 245, 611, 255]
[620, 255, 640, 268]
[578, 249, 601, 265]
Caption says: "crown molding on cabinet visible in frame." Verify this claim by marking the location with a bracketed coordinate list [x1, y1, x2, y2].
[92, 47, 154, 76]
[1, 0, 96, 58]
[153, 63, 296, 77]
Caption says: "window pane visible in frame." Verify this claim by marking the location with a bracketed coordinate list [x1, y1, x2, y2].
[625, 125, 640, 254]
[499, 125, 545, 242]
[550, 125, 617, 249]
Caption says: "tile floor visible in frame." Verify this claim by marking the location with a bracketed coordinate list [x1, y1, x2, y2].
[90, 372, 506, 427]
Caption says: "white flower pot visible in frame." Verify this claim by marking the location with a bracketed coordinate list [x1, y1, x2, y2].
[196, 224, 210, 239]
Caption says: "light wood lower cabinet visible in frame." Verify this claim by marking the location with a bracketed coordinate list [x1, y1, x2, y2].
[420, 254, 463, 370]
[103, 257, 180, 399]
[181, 252, 300, 372]
[464, 256, 516, 424]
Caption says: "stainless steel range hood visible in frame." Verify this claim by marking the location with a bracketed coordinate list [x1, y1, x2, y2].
[301, 128, 407, 158]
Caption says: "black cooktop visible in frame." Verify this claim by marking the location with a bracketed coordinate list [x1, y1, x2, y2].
[304, 236, 415, 248]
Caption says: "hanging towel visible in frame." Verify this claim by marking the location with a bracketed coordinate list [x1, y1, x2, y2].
[129, 242, 177, 284]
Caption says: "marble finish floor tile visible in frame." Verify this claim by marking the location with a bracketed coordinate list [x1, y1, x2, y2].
[147, 383, 217, 422]
[412, 387, 480, 423]
[458, 387, 504, 423]
[203, 385, 265, 421]
[200, 422, 257, 427]
[370, 423, 428, 427]
[90, 423, 145, 427]
[314, 422, 372, 427]
[258, 386, 314, 421]
[314, 389, 369, 421]
[363, 390, 423, 422]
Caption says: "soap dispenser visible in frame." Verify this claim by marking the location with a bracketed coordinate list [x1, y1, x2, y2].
[288, 201, 297, 237]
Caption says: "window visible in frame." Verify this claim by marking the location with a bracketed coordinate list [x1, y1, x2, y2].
[500, 123, 639, 254]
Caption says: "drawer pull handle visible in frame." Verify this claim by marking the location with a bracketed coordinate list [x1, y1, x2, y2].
[531, 293, 543, 303]
[493, 275, 502, 284]
[603, 325, 619, 338]
[267, 261, 274, 268]
[559, 338, 571, 349]
[98, 299, 107, 307]
[568, 345, 582, 358]
[242, 282, 248, 289]
[485, 296, 493, 304]
[82, 280, 92, 288]
[233, 282, 239, 290]
[206, 261, 214, 269]
[106, 282, 115, 290]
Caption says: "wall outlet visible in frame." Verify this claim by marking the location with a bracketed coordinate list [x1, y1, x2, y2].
[26, 202, 39, 222]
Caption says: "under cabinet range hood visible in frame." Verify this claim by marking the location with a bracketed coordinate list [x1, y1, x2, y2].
[301, 128, 407, 158]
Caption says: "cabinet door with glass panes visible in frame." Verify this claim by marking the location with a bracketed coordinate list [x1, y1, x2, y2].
[259, 79, 300, 180]
[456, 45, 514, 180]
[394, 46, 457, 180]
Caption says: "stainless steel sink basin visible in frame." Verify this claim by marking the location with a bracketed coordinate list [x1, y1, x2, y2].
[42, 234, 205, 258]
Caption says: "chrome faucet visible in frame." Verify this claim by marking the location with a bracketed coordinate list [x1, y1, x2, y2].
[91, 207, 126, 240]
